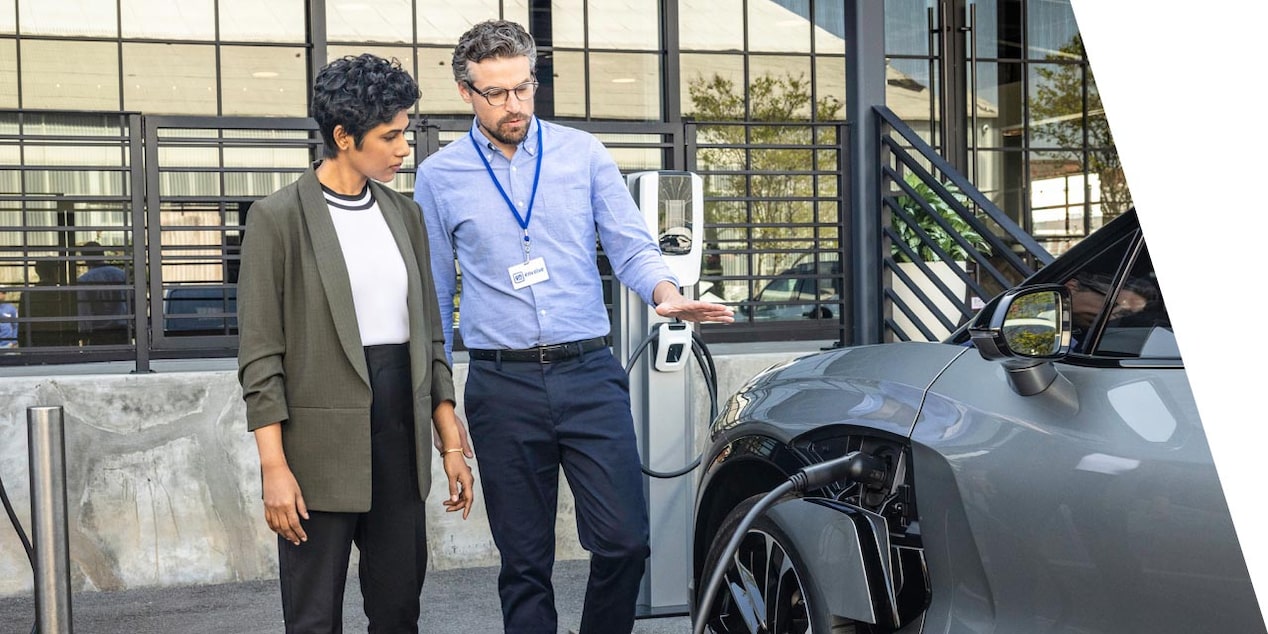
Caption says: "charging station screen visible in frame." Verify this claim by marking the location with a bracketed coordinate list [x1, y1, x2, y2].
[657, 174, 693, 256]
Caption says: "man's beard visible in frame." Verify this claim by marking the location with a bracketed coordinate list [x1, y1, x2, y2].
[483, 114, 528, 147]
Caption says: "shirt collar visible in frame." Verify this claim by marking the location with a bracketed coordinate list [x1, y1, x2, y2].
[468, 116, 540, 158]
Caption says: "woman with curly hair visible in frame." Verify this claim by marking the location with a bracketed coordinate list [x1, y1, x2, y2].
[237, 53, 473, 633]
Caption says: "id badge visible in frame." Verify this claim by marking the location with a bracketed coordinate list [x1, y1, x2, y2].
[509, 257, 550, 290]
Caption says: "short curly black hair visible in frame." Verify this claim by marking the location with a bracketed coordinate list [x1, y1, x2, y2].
[311, 54, 419, 159]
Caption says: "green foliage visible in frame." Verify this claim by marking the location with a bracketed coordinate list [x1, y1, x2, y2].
[687, 75, 746, 122]
[892, 172, 992, 263]
[686, 71, 841, 277]
[1005, 328, 1059, 357]
[1030, 34, 1132, 218]
[1003, 290, 1062, 356]
[1008, 289, 1057, 316]
[687, 72, 842, 123]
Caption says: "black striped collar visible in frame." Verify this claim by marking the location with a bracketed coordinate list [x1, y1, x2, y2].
[321, 182, 374, 211]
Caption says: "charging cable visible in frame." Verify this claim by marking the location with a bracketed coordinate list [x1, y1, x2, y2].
[1, 470, 37, 634]
[623, 323, 719, 479]
[691, 451, 873, 634]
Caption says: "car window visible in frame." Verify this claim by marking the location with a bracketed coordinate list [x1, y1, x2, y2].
[749, 254, 841, 321]
[1060, 232, 1136, 353]
[953, 211, 1177, 359]
[1090, 242, 1175, 358]
[1059, 231, 1173, 359]
[757, 274, 798, 304]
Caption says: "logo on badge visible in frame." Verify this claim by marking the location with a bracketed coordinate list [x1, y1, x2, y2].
[512, 271, 526, 284]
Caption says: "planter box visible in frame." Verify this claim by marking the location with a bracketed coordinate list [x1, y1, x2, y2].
[890, 260, 968, 341]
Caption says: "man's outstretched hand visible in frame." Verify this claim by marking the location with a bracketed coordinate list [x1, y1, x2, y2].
[652, 282, 735, 323]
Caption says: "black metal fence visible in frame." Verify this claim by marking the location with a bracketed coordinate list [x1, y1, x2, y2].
[687, 120, 850, 345]
[877, 105, 1053, 342]
[0, 110, 146, 366]
[142, 116, 329, 363]
[0, 112, 715, 369]
[2, 106, 1032, 369]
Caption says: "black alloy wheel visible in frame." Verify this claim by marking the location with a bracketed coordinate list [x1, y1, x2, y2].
[700, 494, 875, 634]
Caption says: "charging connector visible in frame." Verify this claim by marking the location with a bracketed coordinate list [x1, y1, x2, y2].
[653, 322, 692, 372]
[692, 451, 872, 634]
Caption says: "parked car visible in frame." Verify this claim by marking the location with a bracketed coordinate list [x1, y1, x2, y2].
[163, 287, 237, 336]
[691, 209, 1263, 633]
[747, 253, 841, 321]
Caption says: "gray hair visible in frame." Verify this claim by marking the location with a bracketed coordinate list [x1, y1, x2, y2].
[451, 19, 538, 84]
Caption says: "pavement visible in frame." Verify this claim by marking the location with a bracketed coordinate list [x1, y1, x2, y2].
[0, 559, 692, 634]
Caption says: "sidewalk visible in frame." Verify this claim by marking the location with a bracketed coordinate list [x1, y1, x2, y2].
[0, 560, 691, 633]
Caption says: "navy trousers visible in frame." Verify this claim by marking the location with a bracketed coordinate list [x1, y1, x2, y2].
[465, 346, 650, 634]
[277, 343, 428, 634]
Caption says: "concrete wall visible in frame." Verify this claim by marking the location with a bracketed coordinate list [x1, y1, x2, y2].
[0, 345, 818, 596]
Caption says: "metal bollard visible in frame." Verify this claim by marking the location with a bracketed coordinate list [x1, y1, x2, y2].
[28, 406, 73, 634]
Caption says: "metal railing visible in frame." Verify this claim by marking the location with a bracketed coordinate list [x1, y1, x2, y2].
[876, 105, 1053, 342]
[142, 116, 325, 361]
[0, 113, 690, 369]
[687, 120, 850, 344]
[0, 110, 146, 367]
[1, 106, 1052, 368]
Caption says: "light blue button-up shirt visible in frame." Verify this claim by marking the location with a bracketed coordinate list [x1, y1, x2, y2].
[415, 117, 676, 363]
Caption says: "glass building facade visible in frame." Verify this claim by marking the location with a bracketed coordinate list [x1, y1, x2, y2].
[0, 0, 1128, 363]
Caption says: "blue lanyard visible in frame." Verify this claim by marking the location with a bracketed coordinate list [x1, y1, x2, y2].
[470, 121, 543, 259]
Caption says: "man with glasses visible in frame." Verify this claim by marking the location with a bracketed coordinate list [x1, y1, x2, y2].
[1065, 272, 1158, 350]
[1067, 273, 1153, 327]
[414, 19, 733, 634]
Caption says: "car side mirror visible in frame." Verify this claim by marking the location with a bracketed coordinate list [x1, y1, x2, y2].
[1000, 288, 1070, 358]
[970, 285, 1071, 359]
[969, 285, 1073, 395]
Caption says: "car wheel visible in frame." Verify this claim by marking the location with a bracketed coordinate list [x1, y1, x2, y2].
[700, 494, 881, 634]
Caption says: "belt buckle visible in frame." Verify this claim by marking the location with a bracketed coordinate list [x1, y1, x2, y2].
[538, 346, 550, 364]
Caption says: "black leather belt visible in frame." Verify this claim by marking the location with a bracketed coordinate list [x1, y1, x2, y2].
[468, 336, 609, 363]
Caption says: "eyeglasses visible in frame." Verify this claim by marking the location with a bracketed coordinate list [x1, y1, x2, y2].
[464, 79, 538, 107]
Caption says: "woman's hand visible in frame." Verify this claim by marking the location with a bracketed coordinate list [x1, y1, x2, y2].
[261, 463, 308, 545]
[441, 453, 475, 519]
[431, 415, 474, 458]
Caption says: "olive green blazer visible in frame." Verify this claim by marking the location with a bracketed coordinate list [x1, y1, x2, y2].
[237, 167, 455, 512]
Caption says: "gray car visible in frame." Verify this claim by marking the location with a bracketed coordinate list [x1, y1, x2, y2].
[691, 209, 1264, 633]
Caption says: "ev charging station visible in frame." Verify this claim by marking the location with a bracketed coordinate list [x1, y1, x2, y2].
[616, 170, 706, 618]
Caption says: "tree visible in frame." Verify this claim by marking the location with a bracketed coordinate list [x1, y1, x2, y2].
[686, 72, 843, 284]
[1030, 34, 1132, 221]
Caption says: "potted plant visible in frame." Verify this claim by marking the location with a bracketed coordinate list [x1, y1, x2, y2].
[891, 172, 992, 263]
[888, 172, 993, 340]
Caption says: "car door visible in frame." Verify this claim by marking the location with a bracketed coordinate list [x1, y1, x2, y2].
[907, 229, 1262, 632]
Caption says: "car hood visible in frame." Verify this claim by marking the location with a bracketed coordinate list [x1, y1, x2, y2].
[711, 341, 971, 443]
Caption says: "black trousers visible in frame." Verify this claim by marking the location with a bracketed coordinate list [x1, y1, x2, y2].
[465, 346, 650, 634]
[278, 343, 427, 634]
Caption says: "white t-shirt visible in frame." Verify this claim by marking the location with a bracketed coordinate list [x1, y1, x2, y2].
[323, 184, 409, 346]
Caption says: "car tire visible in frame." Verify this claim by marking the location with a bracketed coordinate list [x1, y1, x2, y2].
[699, 494, 883, 634]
